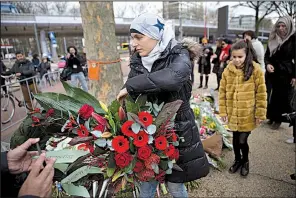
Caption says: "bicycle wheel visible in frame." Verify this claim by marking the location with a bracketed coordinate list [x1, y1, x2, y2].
[1, 94, 15, 124]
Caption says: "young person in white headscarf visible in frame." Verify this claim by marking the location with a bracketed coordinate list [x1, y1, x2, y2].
[117, 13, 209, 198]
[265, 15, 296, 131]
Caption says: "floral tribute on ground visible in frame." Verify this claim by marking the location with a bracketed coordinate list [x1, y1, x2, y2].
[10, 81, 184, 198]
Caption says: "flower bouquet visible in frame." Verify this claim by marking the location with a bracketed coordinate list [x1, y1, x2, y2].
[10, 81, 184, 197]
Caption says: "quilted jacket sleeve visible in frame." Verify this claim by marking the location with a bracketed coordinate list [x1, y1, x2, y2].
[218, 70, 227, 117]
[254, 68, 267, 120]
[125, 52, 191, 94]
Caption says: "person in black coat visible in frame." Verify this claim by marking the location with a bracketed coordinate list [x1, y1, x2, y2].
[38, 57, 52, 86]
[1, 60, 7, 94]
[264, 16, 295, 130]
[211, 38, 223, 90]
[198, 44, 213, 89]
[1, 138, 55, 198]
[117, 13, 209, 198]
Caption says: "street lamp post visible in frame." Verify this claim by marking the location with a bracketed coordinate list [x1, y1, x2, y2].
[179, 2, 183, 41]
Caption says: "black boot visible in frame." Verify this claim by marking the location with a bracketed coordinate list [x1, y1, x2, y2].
[240, 161, 249, 177]
[229, 160, 242, 173]
[204, 76, 209, 89]
[198, 76, 203, 88]
[271, 122, 281, 130]
[267, 120, 273, 125]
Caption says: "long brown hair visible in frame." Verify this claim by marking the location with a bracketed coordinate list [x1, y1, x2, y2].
[231, 39, 258, 81]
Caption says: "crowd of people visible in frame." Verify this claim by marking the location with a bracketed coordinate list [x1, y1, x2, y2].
[1, 13, 295, 198]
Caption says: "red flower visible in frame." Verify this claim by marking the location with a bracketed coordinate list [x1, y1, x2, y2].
[115, 152, 133, 168]
[94, 124, 105, 132]
[121, 121, 136, 138]
[170, 149, 180, 160]
[138, 112, 153, 127]
[164, 145, 175, 158]
[171, 133, 178, 142]
[46, 108, 55, 118]
[155, 136, 167, 150]
[137, 169, 155, 182]
[77, 125, 89, 137]
[79, 104, 94, 120]
[112, 136, 130, 153]
[92, 112, 107, 126]
[77, 143, 94, 153]
[138, 146, 152, 160]
[32, 116, 40, 123]
[133, 131, 149, 147]
[144, 153, 160, 170]
[133, 161, 144, 173]
[118, 106, 126, 121]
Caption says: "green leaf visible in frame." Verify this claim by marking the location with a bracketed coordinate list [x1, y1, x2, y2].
[88, 166, 103, 174]
[107, 167, 116, 177]
[166, 168, 172, 174]
[131, 123, 141, 134]
[124, 157, 136, 173]
[151, 163, 159, 174]
[107, 113, 117, 134]
[125, 99, 139, 114]
[45, 150, 89, 164]
[173, 141, 179, 146]
[146, 125, 156, 135]
[112, 170, 123, 182]
[159, 160, 169, 170]
[129, 139, 135, 153]
[54, 163, 69, 173]
[168, 161, 173, 169]
[62, 183, 90, 197]
[61, 166, 101, 184]
[62, 81, 105, 114]
[135, 94, 147, 107]
[108, 152, 116, 168]
[124, 174, 134, 183]
[94, 139, 107, 147]
[108, 100, 121, 123]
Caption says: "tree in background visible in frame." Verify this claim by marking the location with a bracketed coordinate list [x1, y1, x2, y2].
[233, 2, 276, 36]
[9, 1, 36, 13]
[80, 1, 123, 104]
[53, 2, 68, 15]
[272, 1, 296, 19]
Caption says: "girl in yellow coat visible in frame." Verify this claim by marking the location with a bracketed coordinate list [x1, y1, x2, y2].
[219, 39, 267, 177]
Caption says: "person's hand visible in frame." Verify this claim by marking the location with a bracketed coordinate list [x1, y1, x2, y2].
[16, 73, 21, 77]
[18, 153, 55, 198]
[267, 64, 274, 73]
[7, 138, 41, 174]
[116, 88, 128, 103]
[291, 78, 296, 87]
[221, 116, 228, 124]
[66, 53, 71, 59]
[211, 54, 217, 59]
[256, 119, 263, 125]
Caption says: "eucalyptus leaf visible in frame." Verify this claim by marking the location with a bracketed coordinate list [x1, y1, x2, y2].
[172, 141, 179, 146]
[152, 163, 159, 174]
[166, 168, 172, 174]
[91, 130, 102, 138]
[45, 150, 89, 164]
[94, 139, 107, 147]
[131, 123, 141, 134]
[148, 136, 154, 144]
[146, 125, 156, 135]
[168, 161, 173, 169]
[62, 183, 90, 197]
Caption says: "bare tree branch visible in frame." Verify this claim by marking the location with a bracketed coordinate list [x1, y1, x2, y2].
[53, 2, 68, 15]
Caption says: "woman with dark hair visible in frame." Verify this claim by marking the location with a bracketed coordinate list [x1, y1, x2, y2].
[197, 44, 213, 89]
[219, 39, 267, 177]
[116, 13, 209, 198]
[212, 38, 223, 90]
[264, 16, 295, 131]
[217, 38, 232, 90]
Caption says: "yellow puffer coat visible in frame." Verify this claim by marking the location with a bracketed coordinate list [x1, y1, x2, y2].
[219, 61, 267, 132]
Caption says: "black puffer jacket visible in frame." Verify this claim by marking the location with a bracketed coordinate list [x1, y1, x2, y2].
[125, 40, 209, 183]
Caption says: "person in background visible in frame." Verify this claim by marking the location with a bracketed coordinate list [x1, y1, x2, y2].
[2, 51, 39, 110]
[211, 38, 223, 91]
[198, 44, 213, 89]
[243, 30, 265, 72]
[38, 56, 52, 86]
[31, 54, 40, 71]
[1, 60, 8, 94]
[66, 46, 88, 92]
[264, 15, 295, 131]
[219, 39, 267, 177]
[217, 38, 232, 90]
[1, 138, 56, 198]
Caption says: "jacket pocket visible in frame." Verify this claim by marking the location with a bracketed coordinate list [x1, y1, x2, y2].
[175, 120, 193, 147]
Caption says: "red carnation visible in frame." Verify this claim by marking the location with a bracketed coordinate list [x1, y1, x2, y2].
[115, 152, 133, 168]
[171, 133, 178, 142]
[164, 145, 175, 158]
[46, 108, 55, 118]
[79, 104, 94, 120]
[31, 116, 40, 123]
[155, 136, 167, 150]
[134, 131, 149, 147]
[170, 149, 180, 160]
[77, 125, 89, 137]
[138, 112, 153, 127]
[137, 169, 155, 182]
[121, 120, 136, 138]
[138, 146, 152, 160]
[144, 153, 160, 170]
[133, 161, 144, 173]
[112, 136, 130, 153]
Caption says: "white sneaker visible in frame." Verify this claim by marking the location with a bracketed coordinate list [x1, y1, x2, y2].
[285, 137, 294, 144]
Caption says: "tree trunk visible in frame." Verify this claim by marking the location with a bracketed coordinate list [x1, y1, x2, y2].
[255, 3, 260, 36]
[80, 2, 124, 105]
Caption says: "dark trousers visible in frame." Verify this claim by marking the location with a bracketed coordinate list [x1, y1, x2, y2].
[233, 132, 250, 162]
[1, 77, 7, 94]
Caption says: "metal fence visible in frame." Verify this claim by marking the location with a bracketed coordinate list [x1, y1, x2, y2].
[1, 71, 60, 132]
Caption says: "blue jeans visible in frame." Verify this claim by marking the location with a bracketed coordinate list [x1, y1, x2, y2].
[70, 72, 88, 92]
[139, 180, 188, 198]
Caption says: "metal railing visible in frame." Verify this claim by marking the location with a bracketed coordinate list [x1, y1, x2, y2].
[1, 71, 60, 132]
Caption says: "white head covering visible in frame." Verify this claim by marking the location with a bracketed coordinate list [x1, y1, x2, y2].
[268, 15, 295, 56]
[130, 13, 175, 72]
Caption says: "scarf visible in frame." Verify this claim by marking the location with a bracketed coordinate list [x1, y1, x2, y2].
[268, 15, 295, 56]
[130, 13, 175, 72]
[219, 44, 232, 62]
